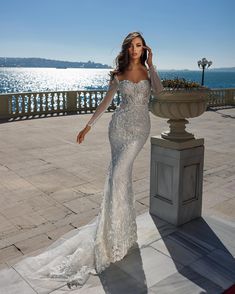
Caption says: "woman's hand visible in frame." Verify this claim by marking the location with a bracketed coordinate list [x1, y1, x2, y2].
[76, 125, 91, 144]
[143, 45, 153, 68]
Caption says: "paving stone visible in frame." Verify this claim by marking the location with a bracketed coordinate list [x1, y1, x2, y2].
[199, 214, 235, 257]
[67, 209, 100, 229]
[9, 212, 48, 230]
[0, 201, 36, 218]
[49, 187, 86, 203]
[0, 263, 9, 270]
[150, 232, 203, 266]
[73, 181, 104, 195]
[52, 263, 148, 294]
[25, 168, 87, 194]
[37, 205, 74, 222]
[133, 178, 150, 194]
[63, 196, 99, 214]
[0, 245, 23, 264]
[50, 275, 106, 293]
[149, 265, 223, 294]
[115, 246, 184, 288]
[86, 192, 104, 205]
[204, 164, 232, 176]
[202, 190, 231, 208]
[97, 263, 148, 294]
[137, 196, 150, 207]
[0, 181, 42, 200]
[12, 162, 57, 178]
[5, 158, 51, 172]
[0, 218, 19, 238]
[0, 170, 36, 192]
[136, 212, 179, 248]
[177, 216, 232, 254]
[46, 224, 74, 240]
[134, 190, 149, 201]
[135, 201, 148, 215]
[212, 197, 235, 220]
[2, 222, 57, 249]
[14, 233, 54, 255]
[189, 249, 235, 290]
[0, 239, 8, 250]
[0, 267, 37, 293]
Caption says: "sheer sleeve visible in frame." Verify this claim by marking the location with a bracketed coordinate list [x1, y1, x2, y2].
[86, 75, 119, 127]
[148, 64, 164, 96]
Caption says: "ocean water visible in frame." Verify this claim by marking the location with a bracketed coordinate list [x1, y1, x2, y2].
[0, 67, 234, 94]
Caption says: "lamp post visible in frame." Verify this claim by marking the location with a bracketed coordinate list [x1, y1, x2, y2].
[198, 58, 212, 86]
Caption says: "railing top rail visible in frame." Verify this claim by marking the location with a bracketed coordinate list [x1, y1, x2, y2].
[0, 88, 110, 96]
[0, 88, 234, 97]
[209, 88, 235, 91]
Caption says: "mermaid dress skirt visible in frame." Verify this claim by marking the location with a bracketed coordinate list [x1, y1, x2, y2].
[12, 66, 163, 293]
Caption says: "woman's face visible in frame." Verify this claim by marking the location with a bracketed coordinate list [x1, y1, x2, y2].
[128, 37, 144, 60]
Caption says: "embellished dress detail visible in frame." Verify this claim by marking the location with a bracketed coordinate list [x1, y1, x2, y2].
[12, 65, 164, 292]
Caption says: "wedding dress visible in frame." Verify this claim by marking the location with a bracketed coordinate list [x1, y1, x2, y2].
[12, 64, 164, 293]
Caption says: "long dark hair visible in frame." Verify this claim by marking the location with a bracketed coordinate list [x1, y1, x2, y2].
[109, 31, 148, 81]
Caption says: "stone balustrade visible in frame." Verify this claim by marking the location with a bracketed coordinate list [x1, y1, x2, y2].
[206, 88, 235, 108]
[0, 88, 234, 120]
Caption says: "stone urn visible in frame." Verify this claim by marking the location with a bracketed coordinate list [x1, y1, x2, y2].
[149, 87, 210, 141]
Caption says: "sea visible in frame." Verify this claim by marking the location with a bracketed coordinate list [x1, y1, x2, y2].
[0, 67, 235, 94]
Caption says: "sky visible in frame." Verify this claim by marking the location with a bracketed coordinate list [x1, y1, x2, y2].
[0, 0, 234, 70]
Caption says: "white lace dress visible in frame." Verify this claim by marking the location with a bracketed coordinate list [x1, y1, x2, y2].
[12, 65, 164, 293]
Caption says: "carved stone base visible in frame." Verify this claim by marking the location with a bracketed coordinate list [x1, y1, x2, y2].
[150, 136, 204, 226]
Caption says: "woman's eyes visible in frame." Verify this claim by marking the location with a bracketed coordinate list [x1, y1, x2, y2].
[129, 45, 142, 48]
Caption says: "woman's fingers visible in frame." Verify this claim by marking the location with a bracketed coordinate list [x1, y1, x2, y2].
[77, 131, 85, 144]
[76, 126, 91, 144]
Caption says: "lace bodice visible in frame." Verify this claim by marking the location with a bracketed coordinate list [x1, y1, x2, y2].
[86, 64, 164, 127]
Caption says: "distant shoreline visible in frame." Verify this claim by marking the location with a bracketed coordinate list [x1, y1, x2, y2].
[1, 67, 235, 72]
[0, 57, 234, 71]
[0, 57, 111, 69]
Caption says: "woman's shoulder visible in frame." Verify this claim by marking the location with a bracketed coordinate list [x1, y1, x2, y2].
[110, 71, 123, 83]
[108, 70, 120, 85]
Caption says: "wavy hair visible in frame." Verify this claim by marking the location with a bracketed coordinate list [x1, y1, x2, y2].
[109, 31, 148, 81]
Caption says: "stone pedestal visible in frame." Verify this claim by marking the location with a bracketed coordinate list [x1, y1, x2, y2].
[149, 136, 204, 226]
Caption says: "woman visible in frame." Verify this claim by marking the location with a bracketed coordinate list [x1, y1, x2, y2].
[13, 31, 164, 292]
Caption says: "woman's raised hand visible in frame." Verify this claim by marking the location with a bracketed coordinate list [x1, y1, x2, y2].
[76, 125, 91, 144]
[143, 45, 153, 67]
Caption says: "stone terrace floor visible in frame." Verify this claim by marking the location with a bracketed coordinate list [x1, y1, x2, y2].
[0, 106, 234, 293]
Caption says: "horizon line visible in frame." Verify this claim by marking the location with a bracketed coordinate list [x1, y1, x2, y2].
[0, 56, 234, 71]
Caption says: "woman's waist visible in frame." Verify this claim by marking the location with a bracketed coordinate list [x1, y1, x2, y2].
[113, 105, 150, 119]
[117, 102, 149, 109]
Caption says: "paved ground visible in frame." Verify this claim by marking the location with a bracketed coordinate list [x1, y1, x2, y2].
[0, 106, 234, 293]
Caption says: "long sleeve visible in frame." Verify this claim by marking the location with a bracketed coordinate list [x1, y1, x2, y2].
[148, 64, 164, 96]
[86, 76, 118, 127]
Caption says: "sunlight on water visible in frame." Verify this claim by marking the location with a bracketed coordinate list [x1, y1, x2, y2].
[0, 68, 112, 93]
[0, 67, 235, 94]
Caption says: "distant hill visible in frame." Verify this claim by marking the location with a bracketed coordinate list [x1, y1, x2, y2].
[0, 57, 111, 68]
[209, 67, 235, 71]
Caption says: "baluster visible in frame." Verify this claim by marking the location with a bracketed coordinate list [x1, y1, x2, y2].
[78, 92, 82, 113]
[33, 94, 37, 113]
[94, 92, 98, 110]
[15, 95, 19, 114]
[63, 93, 66, 111]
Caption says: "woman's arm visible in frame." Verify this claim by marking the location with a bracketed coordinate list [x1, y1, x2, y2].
[86, 76, 118, 127]
[148, 64, 164, 96]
